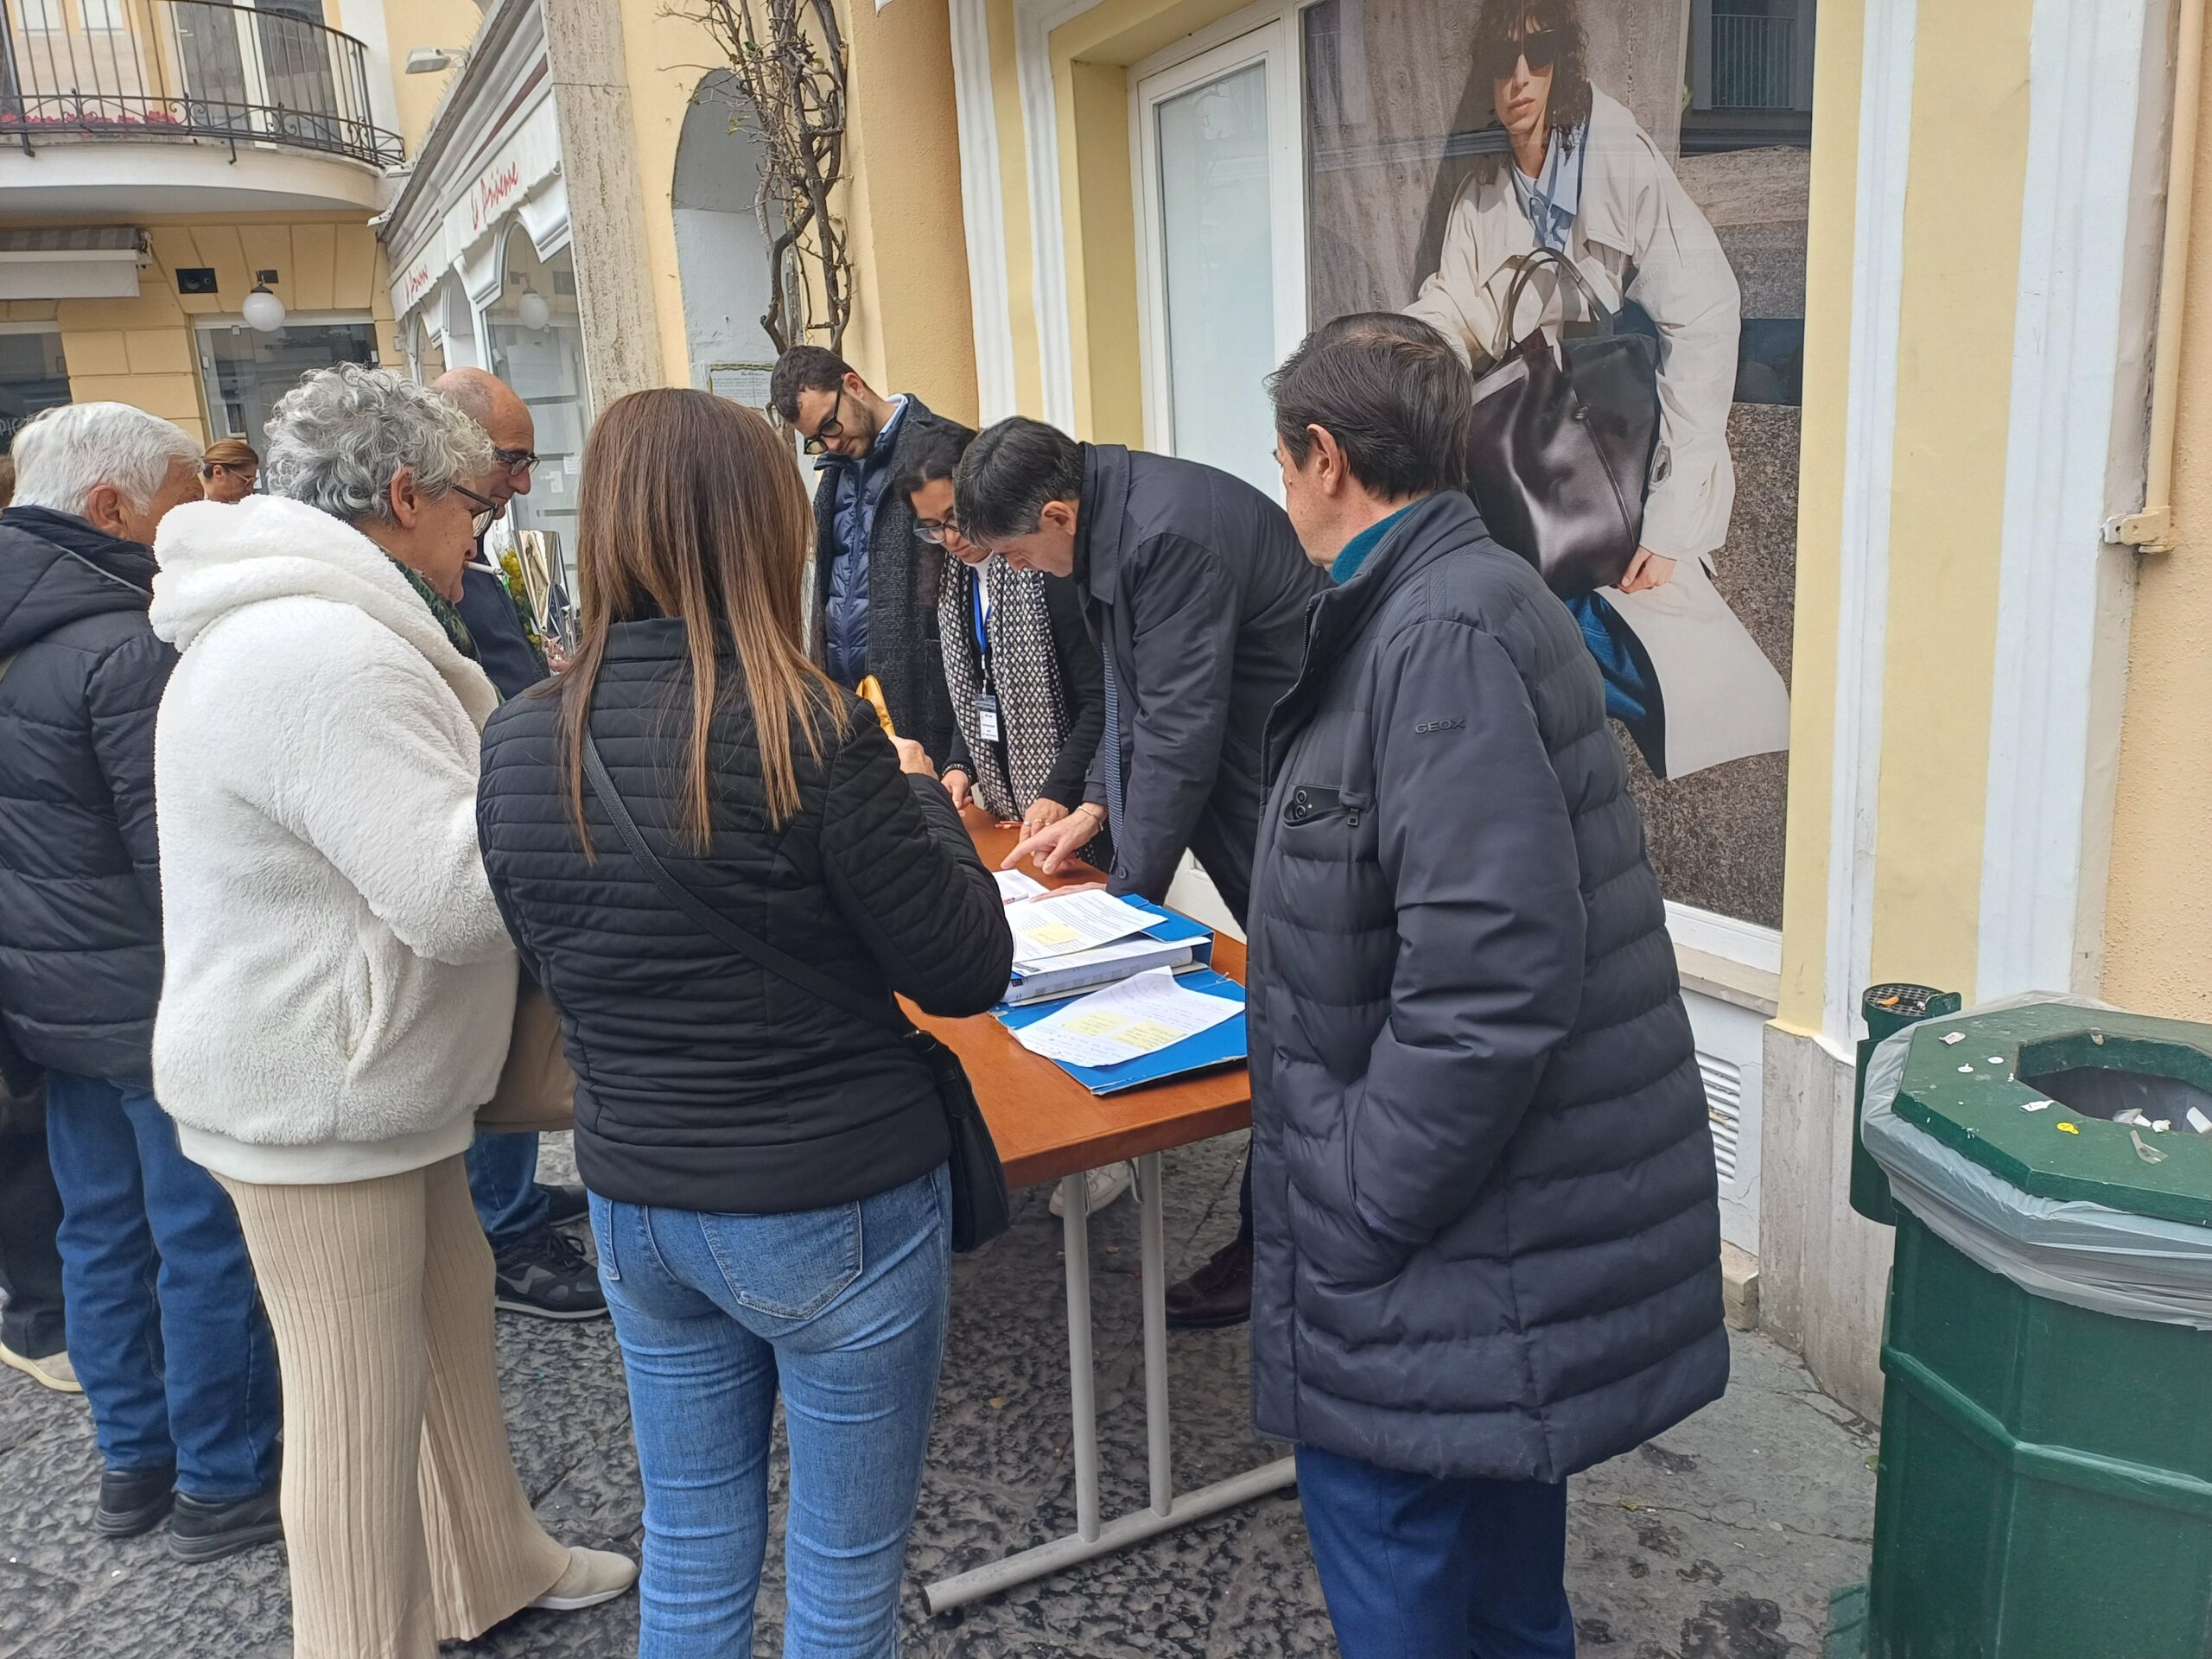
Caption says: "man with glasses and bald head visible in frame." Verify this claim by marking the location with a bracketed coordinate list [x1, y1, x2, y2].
[430, 366, 607, 1327]
[771, 346, 969, 772]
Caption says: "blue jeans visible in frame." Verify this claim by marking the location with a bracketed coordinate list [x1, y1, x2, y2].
[466, 1130, 551, 1247]
[43, 1072, 280, 1500]
[1295, 1444, 1575, 1659]
[590, 1165, 950, 1659]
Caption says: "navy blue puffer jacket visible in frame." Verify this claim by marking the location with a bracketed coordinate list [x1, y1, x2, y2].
[0, 507, 175, 1088]
[1247, 491, 1726, 1483]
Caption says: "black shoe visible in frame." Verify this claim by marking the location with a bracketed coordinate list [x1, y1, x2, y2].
[169, 1484, 283, 1563]
[96, 1465, 175, 1538]
[493, 1224, 607, 1321]
[1165, 1237, 1253, 1330]
[538, 1182, 589, 1228]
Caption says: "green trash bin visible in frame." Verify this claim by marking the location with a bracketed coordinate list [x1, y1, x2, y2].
[1840, 998, 2212, 1659]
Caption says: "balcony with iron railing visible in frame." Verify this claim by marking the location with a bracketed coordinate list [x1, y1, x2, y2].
[0, 0, 400, 168]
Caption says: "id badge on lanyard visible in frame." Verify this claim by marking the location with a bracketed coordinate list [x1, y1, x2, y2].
[971, 574, 1002, 746]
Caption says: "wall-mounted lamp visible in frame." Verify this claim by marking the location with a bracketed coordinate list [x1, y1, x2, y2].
[517, 290, 550, 332]
[404, 46, 468, 73]
[241, 270, 284, 333]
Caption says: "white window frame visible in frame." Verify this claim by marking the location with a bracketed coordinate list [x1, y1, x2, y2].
[1129, 6, 1308, 486]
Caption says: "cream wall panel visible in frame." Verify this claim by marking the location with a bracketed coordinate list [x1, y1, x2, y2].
[238, 226, 294, 305]
[67, 331, 130, 378]
[125, 329, 194, 377]
[70, 372, 200, 423]
[330, 225, 378, 312]
[291, 222, 338, 313]
[190, 226, 252, 305]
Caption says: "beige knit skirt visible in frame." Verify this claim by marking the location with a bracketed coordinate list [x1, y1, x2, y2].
[219, 1154, 571, 1658]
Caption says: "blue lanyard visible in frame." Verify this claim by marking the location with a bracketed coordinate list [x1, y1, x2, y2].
[970, 570, 991, 676]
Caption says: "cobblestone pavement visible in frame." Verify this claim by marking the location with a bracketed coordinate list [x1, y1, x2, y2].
[0, 1132, 1876, 1657]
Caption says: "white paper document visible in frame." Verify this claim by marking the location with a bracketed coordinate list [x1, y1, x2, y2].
[995, 868, 1047, 903]
[1007, 890, 1157, 965]
[1014, 968, 1241, 1068]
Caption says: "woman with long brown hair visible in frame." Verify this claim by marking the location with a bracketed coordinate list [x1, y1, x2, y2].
[476, 388, 1011, 1658]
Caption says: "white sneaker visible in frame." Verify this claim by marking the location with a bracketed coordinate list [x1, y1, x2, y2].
[0, 1341, 80, 1394]
[1050, 1161, 1135, 1217]
[529, 1546, 639, 1611]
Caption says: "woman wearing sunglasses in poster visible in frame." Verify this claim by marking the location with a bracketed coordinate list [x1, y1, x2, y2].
[1405, 0, 1789, 781]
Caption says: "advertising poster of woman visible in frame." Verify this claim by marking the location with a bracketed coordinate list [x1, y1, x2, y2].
[1306, 0, 1810, 930]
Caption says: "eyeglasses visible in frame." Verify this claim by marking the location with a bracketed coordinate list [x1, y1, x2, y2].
[913, 515, 962, 545]
[452, 483, 501, 538]
[493, 446, 538, 477]
[800, 388, 849, 456]
[1484, 26, 1561, 80]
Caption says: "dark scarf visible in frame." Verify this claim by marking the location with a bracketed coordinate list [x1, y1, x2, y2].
[389, 558, 480, 664]
[935, 555, 1068, 821]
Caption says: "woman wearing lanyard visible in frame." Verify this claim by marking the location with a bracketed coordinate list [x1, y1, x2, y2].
[893, 431, 1128, 1217]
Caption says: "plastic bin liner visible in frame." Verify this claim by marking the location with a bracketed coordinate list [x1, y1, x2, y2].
[1861, 992, 2212, 1330]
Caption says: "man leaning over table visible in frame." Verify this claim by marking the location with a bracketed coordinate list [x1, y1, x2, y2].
[1246, 313, 1727, 1659]
[955, 416, 1326, 1325]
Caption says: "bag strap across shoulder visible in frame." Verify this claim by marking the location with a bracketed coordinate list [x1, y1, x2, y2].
[580, 726, 911, 1039]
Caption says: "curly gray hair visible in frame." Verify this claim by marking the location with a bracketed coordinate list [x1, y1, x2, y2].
[263, 362, 496, 525]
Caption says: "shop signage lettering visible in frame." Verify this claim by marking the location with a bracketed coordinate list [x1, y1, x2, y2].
[469, 159, 524, 234]
[397, 261, 435, 310]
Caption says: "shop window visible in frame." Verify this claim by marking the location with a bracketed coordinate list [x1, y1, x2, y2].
[0, 327, 69, 444]
[197, 318, 376, 453]
[484, 238, 587, 585]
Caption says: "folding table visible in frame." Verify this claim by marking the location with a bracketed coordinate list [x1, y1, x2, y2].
[911, 812, 1295, 1613]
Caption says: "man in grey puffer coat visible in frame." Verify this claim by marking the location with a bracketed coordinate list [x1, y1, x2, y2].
[1248, 314, 1726, 1657]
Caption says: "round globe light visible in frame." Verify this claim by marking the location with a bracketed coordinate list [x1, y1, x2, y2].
[241, 285, 285, 333]
[517, 291, 550, 332]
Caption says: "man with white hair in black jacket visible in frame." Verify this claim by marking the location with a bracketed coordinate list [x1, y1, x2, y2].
[0, 404, 281, 1559]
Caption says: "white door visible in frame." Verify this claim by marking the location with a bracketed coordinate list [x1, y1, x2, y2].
[1134, 19, 1306, 501]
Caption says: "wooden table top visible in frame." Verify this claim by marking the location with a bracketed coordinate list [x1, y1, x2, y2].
[902, 808, 1253, 1192]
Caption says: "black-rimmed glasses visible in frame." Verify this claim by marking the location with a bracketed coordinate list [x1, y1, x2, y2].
[453, 484, 502, 539]
[493, 446, 539, 477]
[800, 388, 849, 456]
[913, 515, 962, 546]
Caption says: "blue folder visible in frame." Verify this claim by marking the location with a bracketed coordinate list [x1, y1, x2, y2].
[995, 967, 1249, 1096]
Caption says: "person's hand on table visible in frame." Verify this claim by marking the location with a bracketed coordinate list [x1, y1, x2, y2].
[1020, 797, 1071, 837]
[1004, 802, 1104, 875]
[893, 738, 938, 779]
[943, 767, 972, 810]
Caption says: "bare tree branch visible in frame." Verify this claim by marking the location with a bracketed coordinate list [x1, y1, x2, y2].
[666, 0, 854, 355]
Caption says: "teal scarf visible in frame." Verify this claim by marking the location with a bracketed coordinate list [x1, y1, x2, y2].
[1330, 501, 1421, 585]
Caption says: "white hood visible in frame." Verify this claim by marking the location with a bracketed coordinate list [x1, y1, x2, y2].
[152, 494, 496, 729]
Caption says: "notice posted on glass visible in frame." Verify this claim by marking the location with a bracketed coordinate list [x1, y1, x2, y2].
[1014, 967, 1239, 1069]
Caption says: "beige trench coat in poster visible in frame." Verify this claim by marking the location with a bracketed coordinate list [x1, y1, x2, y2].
[1406, 87, 1789, 780]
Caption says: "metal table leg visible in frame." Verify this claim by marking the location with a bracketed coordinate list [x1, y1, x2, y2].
[920, 1156, 1296, 1615]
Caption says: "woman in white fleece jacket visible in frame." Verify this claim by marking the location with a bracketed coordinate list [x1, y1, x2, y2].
[149, 364, 633, 1656]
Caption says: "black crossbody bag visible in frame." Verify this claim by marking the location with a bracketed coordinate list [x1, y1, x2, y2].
[582, 730, 1011, 1252]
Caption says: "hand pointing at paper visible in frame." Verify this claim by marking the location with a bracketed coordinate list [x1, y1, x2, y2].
[1003, 802, 1108, 876]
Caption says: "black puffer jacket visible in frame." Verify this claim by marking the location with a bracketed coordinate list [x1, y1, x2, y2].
[476, 618, 1014, 1214]
[0, 507, 175, 1088]
[1247, 491, 1726, 1483]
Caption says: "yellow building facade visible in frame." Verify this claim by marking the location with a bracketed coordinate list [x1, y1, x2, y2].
[0, 0, 476, 443]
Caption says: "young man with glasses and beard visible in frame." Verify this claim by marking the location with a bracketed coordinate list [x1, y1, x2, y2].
[772, 346, 970, 772]
[429, 367, 606, 1325]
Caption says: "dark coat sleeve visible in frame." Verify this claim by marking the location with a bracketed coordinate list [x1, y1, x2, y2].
[1039, 572, 1104, 809]
[817, 715, 1014, 1017]
[1109, 533, 1239, 903]
[85, 630, 176, 922]
[1349, 616, 1586, 1249]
